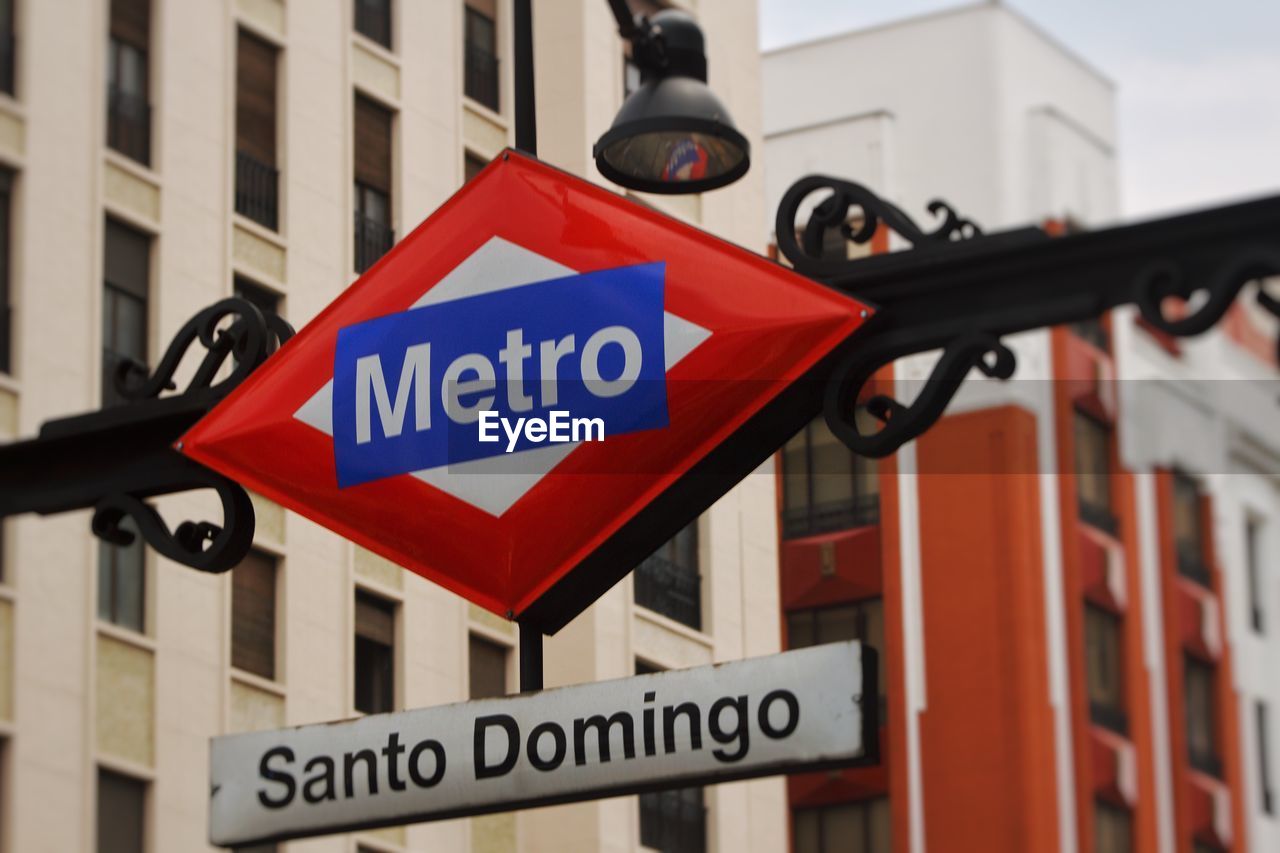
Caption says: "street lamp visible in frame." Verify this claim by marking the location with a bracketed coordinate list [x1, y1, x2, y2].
[593, 7, 750, 195]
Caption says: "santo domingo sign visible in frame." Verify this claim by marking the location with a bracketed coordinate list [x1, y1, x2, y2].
[209, 642, 878, 846]
[180, 150, 872, 631]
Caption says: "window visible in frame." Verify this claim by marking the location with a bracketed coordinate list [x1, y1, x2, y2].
[97, 769, 146, 853]
[1246, 517, 1265, 633]
[102, 218, 150, 408]
[793, 798, 891, 853]
[464, 151, 487, 184]
[1094, 800, 1132, 853]
[107, 0, 150, 165]
[0, 0, 14, 95]
[1184, 655, 1220, 777]
[788, 599, 885, 720]
[1258, 701, 1274, 815]
[354, 0, 392, 49]
[634, 520, 700, 630]
[353, 95, 394, 273]
[640, 786, 705, 853]
[1173, 473, 1210, 585]
[464, 1, 499, 111]
[468, 634, 509, 700]
[781, 415, 879, 538]
[233, 275, 281, 318]
[98, 516, 144, 632]
[0, 168, 11, 375]
[1085, 604, 1127, 733]
[1074, 411, 1116, 534]
[354, 590, 395, 714]
[235, 29, 279, 231]
[231, 549, 277, 680]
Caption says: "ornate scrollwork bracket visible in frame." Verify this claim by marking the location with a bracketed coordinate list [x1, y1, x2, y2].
[775, 176, 1280, 459]
[0, 297, 295, 574]
[775, 175, 984, 280]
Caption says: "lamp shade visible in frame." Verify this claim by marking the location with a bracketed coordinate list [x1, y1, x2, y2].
[594, 11, 750, 195]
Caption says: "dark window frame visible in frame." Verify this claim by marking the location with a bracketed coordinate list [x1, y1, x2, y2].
[1257, 701, 1274, 816]
[106, 0, 151, 166]
[634, 520, 701, 630]
[0, 168, 12, 376]
[235, 28, 280, 231]
[1074, 408, 1118, 535]
[97, 516, 146, 633]
[354, 0, 393, 50]
[1084, 602, 1128, 734]
[102, 217, 150, 409]
[353, 94, 394, 273]
[468, 633, 510, 700]
[781, 414, 881, 539]
[0, 0, 15, 96]
[97, 767, 147, 853]
[640, 785, 705, 853]
[792, 796, 891, 853]
[1173, 473, 1211, 586]
[231, 548, 279, 681]
[354, 589, 397, 714]
[1245, 516, 1265, 634]
[463, 3, 500, 112]
[1184, 654, 1222, 778]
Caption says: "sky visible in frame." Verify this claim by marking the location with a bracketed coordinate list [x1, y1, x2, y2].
[758, 0, 1280, 219]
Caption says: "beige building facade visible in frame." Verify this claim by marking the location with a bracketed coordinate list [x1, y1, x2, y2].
[0, 1, 783, 852]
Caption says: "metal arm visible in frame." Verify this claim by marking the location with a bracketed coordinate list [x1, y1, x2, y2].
[775, 177, 1280, 457]
[0, 297, 294, 573]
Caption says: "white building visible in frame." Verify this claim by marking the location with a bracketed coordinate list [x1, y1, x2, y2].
[0, 1, 787, 852]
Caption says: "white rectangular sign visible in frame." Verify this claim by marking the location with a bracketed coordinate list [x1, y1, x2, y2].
[210, 642, 876, 846]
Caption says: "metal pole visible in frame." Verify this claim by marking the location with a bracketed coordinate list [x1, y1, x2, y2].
[519, 621, 544, 693]
[513, 0, 537, 155]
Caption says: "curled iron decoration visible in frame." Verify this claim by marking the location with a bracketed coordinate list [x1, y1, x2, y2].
[823, 333, 1017, 458]
[92, 464, 255, 574]
[1134, 250, 1280, 339]
[114, 297, 295, 403]
[775, 175, 983, 278]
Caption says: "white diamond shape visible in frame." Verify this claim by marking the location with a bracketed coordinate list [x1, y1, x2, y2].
[294, 237, 710, 516]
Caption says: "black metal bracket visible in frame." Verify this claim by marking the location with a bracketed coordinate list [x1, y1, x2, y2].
[0, 297, 293, 573]
[775, 176, 1280, 457]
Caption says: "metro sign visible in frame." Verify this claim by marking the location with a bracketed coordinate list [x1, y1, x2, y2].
[181, 151, 871, 630]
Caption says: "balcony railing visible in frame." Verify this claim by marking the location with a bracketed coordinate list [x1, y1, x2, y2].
[464, 44, 500, 112]
[0, 30, 15, 96]
[1079, 499, 1119, 536]
[107, 87, 151, 166]
[1089, 701, 1130, 736]
[1189, 747, 1223, 779]
[635, 553, 701, 631]
[354, 210, 394, 274]
[235, 151, 279, 231]
[354, 0, 392, 49]
[782, 493, 881, 539]
[639, 788, 705, 853]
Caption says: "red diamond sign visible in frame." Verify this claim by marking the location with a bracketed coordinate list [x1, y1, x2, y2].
[180, 151, 871, 630]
